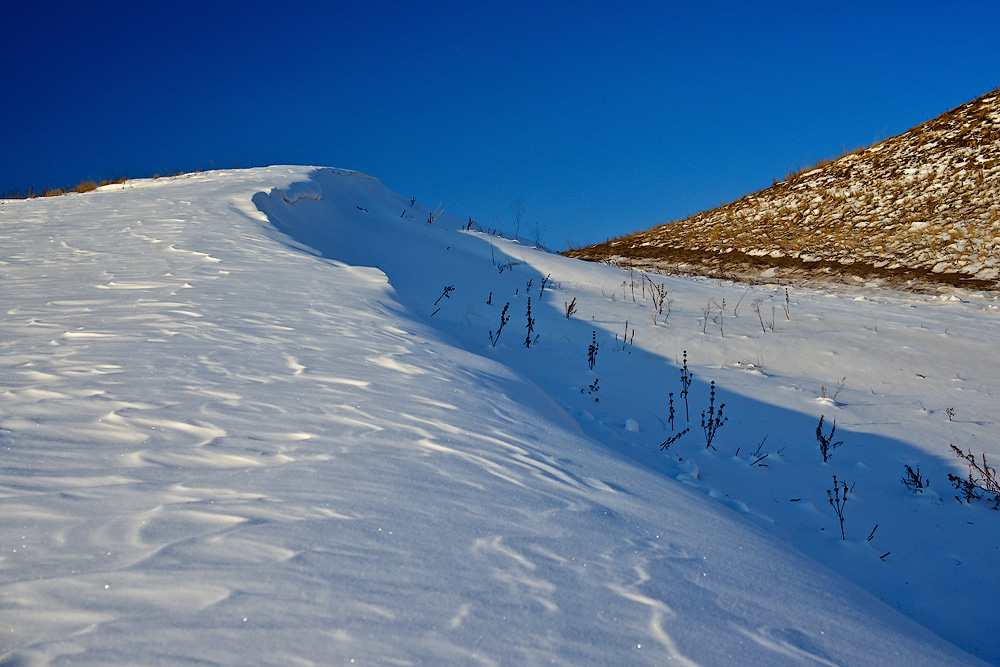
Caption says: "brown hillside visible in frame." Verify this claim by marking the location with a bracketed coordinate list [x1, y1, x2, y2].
[566, 86, 1000, 292]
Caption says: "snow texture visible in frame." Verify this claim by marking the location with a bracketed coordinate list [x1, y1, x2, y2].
[1, 166, 996, 665]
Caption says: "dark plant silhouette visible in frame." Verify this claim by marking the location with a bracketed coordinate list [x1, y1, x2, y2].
[816, 415, 843, 463]
[524, 297, 535, 348]
[660, 428, 689, 452]
[827, 475, 850, 540]
[489, 302, 510, 347]
[701, 381, 727, 450]
[587, 331, 599, 370]
[901, 465, 926, 493]
[948, 445, 1000, 509]
[680, 350, 692, 421]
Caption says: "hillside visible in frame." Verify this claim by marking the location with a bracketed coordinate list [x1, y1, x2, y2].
[567, 86, 1000, 291]
[3, 167, 999, 664]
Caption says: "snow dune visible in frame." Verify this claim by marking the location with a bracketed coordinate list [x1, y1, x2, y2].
[0, 167, 991, 664]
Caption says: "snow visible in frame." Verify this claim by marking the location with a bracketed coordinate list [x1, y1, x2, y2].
[2, 166, 997, 665]
[580, 87, 1000, 292]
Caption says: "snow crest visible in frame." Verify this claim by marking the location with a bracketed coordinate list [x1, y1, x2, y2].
[0, 167, 990, 665]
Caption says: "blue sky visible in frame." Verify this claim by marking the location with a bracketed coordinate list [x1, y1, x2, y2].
[4, 1, 998, 248]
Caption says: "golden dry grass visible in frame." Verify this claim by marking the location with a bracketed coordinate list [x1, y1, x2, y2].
[3, 174, 163, 200]
[567, 85, 1000, 292]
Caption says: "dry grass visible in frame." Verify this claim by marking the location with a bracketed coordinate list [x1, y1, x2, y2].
[566, 85, 1000, 292]
[4, 174, 158, 200]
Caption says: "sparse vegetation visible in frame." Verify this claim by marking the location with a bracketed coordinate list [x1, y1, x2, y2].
[3, 175, 130, 200]
[751, 298, 777, 333]
[901, 465, 926, 493]
[647, 277, 670, 321]
[820, 377, 846, 403]
[510, 199, 524, 239]
[827, 475, 851, 540]
[948, 445, 1000, 509]
[587, 331, 599, 370]
[539, 273, 550, 297]
[701, 381, 727, 450]
[434, 286, 455, 306]
[0, 162, 252, 201]
[701, 299, 724, 336]
[563, 86, 1000, 292]
[489, 302, 510, 347]
[816, 415, 843, 463]
[524, 297, 535, 348]
[659, 428, 688, 452]
[615, 320, 634, 352]
[679, 350, 692, 421]
[426, 203, 447, 225]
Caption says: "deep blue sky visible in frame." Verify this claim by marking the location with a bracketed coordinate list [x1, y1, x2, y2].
[4, 1, 998, 248]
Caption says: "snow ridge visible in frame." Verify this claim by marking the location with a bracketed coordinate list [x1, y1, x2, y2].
[0, 166, 992, 665]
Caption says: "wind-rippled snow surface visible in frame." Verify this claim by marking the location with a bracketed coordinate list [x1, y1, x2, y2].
[1, 167, 993, 665]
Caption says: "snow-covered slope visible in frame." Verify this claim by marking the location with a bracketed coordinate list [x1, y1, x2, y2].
[1, 167, 995, 665]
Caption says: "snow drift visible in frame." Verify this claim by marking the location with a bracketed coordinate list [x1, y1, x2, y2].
[0, 166, 992, 665]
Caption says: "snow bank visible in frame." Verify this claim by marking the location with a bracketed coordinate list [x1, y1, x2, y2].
[0, 167, 985, 664]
